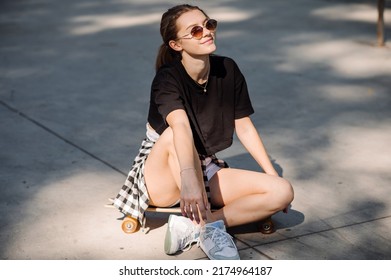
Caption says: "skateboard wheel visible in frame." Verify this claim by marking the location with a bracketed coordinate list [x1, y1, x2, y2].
[122, 217, 139, 234]
[259, 217, 275, 234]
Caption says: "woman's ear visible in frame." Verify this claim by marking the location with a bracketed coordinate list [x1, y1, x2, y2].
[169, 40, 183, 52]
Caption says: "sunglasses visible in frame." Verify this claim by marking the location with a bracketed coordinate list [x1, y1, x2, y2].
[176, 19, 217, 40]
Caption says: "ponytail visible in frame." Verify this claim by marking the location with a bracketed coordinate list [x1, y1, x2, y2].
[155, 43, 180, 71]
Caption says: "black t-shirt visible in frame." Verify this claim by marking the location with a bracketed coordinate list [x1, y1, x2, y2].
[148, 55, 254, 156]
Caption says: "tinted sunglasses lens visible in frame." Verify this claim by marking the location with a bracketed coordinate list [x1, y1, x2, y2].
[190, 20, 217, 40]
[206, 19, 217, 31]
[190, 26, 204, 39]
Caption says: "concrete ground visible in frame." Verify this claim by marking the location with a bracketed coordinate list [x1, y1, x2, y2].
[0, 0, 390, 260]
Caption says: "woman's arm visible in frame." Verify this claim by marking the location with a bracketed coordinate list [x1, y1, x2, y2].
[166, 109, 208, 223]
[235, 117, 279, 176]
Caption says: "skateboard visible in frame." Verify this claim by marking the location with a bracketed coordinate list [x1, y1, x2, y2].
[105, 198, 183, 233]
[106, 198, 274, 234]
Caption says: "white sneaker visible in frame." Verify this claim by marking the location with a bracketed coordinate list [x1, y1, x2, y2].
[199, 220, 240, 260]
[164, 215, 200, 255]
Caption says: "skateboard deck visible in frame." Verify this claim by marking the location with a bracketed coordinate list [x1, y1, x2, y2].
[105, 198, 183, 233]
[106, 198, 274, 234]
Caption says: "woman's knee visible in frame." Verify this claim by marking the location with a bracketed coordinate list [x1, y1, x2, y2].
[146, 127, 177, 164]
[274, 178, 294, 210]
[157, 127, 175, 152]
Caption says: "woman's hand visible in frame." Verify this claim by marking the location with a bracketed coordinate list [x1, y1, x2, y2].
[179, 168, 208, 224]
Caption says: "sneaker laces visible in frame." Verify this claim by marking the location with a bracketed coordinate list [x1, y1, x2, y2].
[203, 225, 235, 250]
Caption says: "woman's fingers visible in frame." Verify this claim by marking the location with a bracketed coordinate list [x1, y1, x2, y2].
[180, 199, 206, 224]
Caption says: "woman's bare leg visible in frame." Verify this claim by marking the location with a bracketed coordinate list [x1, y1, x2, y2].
[144, 127, 180, 207]
[208, 168, 294, 227]
[144, 127, 293, 227]
[144, 127, 204, 208]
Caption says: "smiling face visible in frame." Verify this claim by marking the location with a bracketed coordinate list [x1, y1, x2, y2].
[169, 9, 217, 57]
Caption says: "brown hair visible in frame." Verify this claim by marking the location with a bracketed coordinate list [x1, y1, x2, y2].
[155, 4, 208, 71]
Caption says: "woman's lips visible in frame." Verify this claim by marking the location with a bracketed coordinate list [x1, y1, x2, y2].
[201, 37, 213, 44]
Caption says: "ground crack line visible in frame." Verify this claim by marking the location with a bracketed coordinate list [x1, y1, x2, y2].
[1, 100, 127, 176]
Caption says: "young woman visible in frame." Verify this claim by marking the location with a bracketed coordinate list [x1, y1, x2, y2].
[114, 4, 294, 260]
